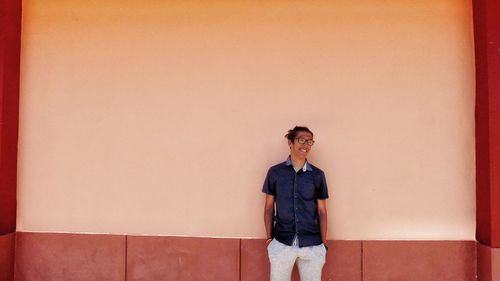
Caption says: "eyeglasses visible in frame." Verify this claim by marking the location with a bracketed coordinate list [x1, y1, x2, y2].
[295, 138, 315, 146]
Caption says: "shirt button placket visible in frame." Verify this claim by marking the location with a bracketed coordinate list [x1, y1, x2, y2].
[293, 173, 299, 245]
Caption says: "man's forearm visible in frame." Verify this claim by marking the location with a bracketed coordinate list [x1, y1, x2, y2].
[319, 212, 328, 244]
[264, 208, 274, 239]
[264, 194, 275, 240]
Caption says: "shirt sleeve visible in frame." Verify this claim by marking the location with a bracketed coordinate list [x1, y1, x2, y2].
[315, 171, 329, 199]
[262, 168, 276, 195]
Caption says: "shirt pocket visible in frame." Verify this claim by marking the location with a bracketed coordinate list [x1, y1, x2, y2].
[275, 178, 293, 196]
[299, 178, 316, 200]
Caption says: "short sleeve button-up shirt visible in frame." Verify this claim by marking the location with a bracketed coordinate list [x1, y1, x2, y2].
[262, 156, 329, 247]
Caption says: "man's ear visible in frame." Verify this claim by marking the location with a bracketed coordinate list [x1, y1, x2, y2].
[288, 140, 292, 146]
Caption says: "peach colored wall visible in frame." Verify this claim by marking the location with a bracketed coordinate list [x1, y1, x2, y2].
[17, 0, 476, 239]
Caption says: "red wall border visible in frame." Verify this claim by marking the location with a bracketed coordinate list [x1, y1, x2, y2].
[13, 233, 477, 281]
[0, 0, 22, 234]
[473, 0, 500, 248]
[473, 0, 500, 278]
[0, 0, 496, 279]
[1, 0, 496, 243]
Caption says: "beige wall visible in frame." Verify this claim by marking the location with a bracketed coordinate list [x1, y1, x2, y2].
[17, 0, 476, 240]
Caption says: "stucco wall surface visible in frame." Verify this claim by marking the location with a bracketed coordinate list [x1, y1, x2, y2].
[17, 0, 476, 239]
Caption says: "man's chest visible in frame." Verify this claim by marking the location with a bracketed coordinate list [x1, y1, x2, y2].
[274, 173, 317, 200]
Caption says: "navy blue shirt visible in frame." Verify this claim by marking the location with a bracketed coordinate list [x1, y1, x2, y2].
[262, 157, 329, 247]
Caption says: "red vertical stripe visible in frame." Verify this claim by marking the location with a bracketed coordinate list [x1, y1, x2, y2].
[0, 0, 22, 234]
[486, 0, 500, 249]
[473, 0, 500, 247]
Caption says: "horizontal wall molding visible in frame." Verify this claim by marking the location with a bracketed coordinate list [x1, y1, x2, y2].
[12, 232, 477, 281]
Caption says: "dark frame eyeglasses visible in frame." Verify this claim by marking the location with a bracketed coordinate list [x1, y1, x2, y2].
[295, 138, 315, 146]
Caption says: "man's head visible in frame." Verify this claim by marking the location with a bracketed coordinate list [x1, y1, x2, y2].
[285, 126, 315, 161]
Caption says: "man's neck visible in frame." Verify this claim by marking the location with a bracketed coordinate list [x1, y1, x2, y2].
[290, 155, 306, 170]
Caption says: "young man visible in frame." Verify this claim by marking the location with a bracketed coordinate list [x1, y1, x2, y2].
[262, 126, 329, 281]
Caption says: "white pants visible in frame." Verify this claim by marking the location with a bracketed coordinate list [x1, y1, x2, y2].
[267, 239, 326, 281]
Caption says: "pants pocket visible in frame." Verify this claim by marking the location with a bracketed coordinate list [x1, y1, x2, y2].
[311, 244, 326, 263]
[268, 239, 288, 262]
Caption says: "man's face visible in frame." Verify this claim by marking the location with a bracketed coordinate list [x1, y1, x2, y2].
[289, 131, 314, 161]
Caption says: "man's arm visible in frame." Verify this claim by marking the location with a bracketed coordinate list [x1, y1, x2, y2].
[264, 194, 275, 241]
[317, 199, 328, 244]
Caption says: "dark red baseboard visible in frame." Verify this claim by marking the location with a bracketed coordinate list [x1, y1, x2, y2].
[9, 232, 479, 281]
[0, 233, 15, 281]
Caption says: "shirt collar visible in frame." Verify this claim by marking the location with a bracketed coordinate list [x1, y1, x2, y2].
[285, 155, 313, 172]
